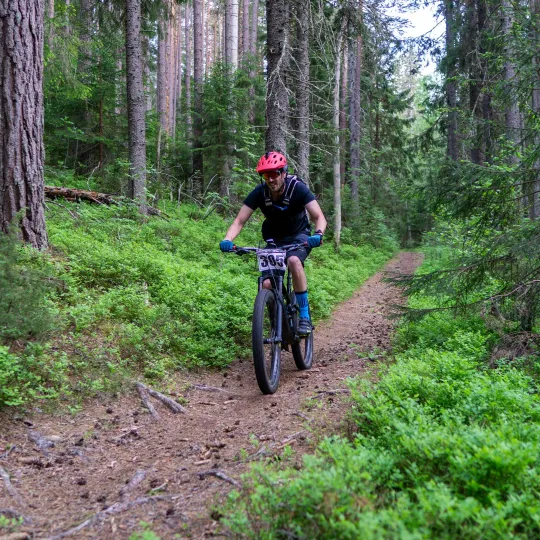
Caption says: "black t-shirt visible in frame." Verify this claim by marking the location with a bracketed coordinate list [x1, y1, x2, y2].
[243, 175, 316, 241]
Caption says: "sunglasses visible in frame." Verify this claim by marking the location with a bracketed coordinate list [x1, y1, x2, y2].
[261, 170, 283, 180]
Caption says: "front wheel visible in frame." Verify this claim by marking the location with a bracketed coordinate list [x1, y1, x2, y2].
[252, 289, 281, 394]
[289, 292, 314, 370]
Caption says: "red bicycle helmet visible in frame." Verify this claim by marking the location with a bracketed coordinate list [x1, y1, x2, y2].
[256, 151, 288, 174]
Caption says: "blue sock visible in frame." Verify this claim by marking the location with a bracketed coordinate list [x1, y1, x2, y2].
[296, 290, 309, 319]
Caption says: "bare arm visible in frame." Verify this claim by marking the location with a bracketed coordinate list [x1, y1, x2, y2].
[224, 205, 254, 242]
[305, 200, 327, 234]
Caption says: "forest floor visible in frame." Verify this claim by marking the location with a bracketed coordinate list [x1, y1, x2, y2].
[0, 252, 422, 540]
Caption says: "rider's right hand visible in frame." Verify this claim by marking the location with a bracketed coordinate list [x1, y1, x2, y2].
[220, 239, 234, 252]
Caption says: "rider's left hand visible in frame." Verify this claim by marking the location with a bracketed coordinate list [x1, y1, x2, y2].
[307, 234, 323, 248]
[220, 239, 234, 252]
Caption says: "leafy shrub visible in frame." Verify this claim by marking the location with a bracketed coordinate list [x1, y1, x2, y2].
[0, 227, 57, 341]
[0, 345, 69, 407]
[223, 253, 540, 539]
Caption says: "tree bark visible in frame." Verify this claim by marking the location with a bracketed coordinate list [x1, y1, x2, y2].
[248, 0, 259, 122]
[225, 0, 239, 68]
[293, 0, 310, 184]
[444, 0, 458, 161]
[340, 32, 348, 186]
[349, 32, 362, 213]
[185, 1, 193, 144]
[0, 0, 48, 249]
[333, 19, 346, 246]
[530, 0, 540, 219]
[265, 0, 289, 153]
[241, 0, 250, 61]
[193, 0, 204, 190]
[125, 0, 147, 213]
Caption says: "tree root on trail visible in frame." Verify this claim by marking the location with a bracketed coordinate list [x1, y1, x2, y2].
[45, 494, 180, 540]
[135, 382, 187, 419]
[198, 469, 241, 487]
[119, 470, 146, 500]
[0, 466, 26, 508]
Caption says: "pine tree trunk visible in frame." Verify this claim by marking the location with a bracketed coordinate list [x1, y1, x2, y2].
[445, 0, 458, 161]
[530, 0, 540, 219]
[467, 0, 488, 165]
[502, 0, 520, 162]
[265, 0, 289, 153]
[333, 20, 345, 246]
[193, 0, 204, 190]
[340, 33, 348, 187]
[225, 0, 239, 69]
[0, 0, 48, 249]
[157, 20, 168, 144]
[349, 24, 362, 213]
[248, 0, 259, 122]
[185, 1, 193, 144]
[294, 0, 310, 184]
[125, 0, 147, 213]
[241, 0, 250, 61]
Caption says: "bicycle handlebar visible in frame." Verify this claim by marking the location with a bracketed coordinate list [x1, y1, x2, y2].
[233, 243, 308, 256]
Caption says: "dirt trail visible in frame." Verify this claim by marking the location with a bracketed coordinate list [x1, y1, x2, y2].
[0, 252, 421, 540]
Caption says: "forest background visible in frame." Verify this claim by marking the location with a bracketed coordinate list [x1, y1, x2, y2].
[1, 0, 540, 535]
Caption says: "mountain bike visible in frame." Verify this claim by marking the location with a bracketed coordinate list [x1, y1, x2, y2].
[233, 244, 314, 394]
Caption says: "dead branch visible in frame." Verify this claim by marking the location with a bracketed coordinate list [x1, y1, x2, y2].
[44, 186, 165, 218]
[119, 470, 146, 500]
[45, 200, 80, 219]
[135, 382, 187, 415]
[135, 383, 160, 420]
[280, 431, 307, 445]
[198, 470, 241, 488]
[144, 385, 187, 414]
[45, 494, 179, 540]
[0, 466, 26, 508]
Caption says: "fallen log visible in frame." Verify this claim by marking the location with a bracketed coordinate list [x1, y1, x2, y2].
[44, 186, 164, 217]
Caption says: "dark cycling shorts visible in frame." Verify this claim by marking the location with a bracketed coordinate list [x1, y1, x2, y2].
[261, 233, 311, 279]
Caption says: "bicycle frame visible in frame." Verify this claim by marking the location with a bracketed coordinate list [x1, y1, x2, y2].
[235, 243, 306, 346]
[257, 269, 298, 346]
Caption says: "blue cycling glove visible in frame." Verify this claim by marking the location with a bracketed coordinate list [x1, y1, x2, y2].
[307, 234, 323, 248]
[220, 239, 234, 252]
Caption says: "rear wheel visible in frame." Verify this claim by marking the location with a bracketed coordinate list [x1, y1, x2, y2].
[289, 293, 314, 370]
[252, 289, 281, 394]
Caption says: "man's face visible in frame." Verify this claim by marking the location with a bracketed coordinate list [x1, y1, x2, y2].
[262, 170, 285, 194]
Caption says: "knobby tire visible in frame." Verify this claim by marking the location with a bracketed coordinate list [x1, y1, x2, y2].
[252, 289, 281, 394]
[289, 293, 314, 370]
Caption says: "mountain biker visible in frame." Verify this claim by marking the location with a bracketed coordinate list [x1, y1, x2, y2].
[220, 151, 327, 337]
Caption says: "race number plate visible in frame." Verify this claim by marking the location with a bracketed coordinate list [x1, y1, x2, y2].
[257, 250, 286, 272]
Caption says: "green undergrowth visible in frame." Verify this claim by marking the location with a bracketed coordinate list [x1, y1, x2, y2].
[222, 248, 540, 539]
[1, 201, 394, 408]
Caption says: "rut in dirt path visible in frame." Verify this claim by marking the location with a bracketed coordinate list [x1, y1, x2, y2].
[0, 252, 422, 540]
